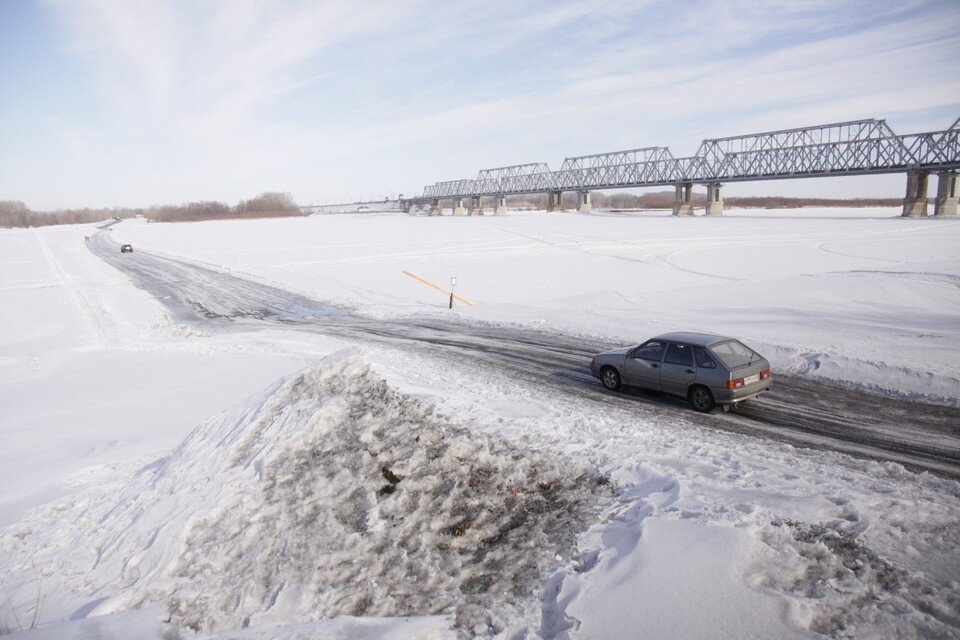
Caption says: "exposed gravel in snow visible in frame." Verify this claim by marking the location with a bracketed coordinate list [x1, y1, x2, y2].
[369, 341, 960, 639]
[758, 517, 960, 636]
[2, 357, 615, 637]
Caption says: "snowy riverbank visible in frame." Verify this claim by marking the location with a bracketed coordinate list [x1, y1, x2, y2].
[2, 208, 958, 638]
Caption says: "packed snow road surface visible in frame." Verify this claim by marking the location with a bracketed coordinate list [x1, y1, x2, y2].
[88, 233, 960, 478]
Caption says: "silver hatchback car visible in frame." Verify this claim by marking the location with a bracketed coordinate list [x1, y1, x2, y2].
[590, 332, 773, 412]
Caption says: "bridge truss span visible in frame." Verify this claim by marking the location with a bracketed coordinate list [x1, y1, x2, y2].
[406, 114, 960, 218]
[473, 163, 553, 195]
[423, 179, 476, 199]
[554, 147, 682, 190]
[692, 119, 918, 182]
[899, 124, 960, 173]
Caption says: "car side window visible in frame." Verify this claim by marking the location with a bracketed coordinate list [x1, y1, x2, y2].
[633, 341, 665, 362]
[694, 347, 717, 369]
[664, 343, 695, 367]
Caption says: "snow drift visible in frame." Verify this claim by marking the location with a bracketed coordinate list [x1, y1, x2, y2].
[1, 355, 615, 636]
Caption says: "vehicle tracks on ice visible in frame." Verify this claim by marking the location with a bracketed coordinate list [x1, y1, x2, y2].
[35, 229, 108, 347]
[88, 233, 960, 478]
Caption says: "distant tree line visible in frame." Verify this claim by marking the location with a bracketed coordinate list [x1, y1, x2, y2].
[1, 189, 908, 228]
[0, 192, 304, 228]
[505, 191, 903, 210]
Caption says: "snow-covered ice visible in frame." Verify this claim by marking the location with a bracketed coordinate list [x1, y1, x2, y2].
[114, 208, 960, 404]
[2, 208, 959, 638]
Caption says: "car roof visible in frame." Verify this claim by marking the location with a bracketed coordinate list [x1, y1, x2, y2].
[650, 331, 733, 347]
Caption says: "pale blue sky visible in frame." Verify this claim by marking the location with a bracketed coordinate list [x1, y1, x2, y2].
[1, 0, 958, 209]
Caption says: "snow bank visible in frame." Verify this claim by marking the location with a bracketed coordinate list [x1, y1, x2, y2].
[1, 354, 614, 637]
[0, 223, 315, 526]
[3, 605, 453, 640]
[540, 461, 960, 639]
[756, 516, 960, 636]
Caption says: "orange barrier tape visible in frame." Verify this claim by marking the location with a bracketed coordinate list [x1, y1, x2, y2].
[402, 270, 475, 306]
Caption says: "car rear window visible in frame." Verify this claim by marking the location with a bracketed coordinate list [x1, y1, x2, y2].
[709, 340, 759, 369]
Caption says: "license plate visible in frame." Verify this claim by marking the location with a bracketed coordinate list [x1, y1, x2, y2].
[744, 374, 760, 385]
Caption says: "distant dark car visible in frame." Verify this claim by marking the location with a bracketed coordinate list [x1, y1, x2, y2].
[591, 332, 773, 412]
[120, 244, 133, 253]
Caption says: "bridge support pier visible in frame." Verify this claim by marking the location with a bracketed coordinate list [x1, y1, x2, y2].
[467, 196, 483, 216]
[705, 183, 723, 216]
[453, 198, 467, 216]
[430, 199, 443, 216]
[577, 191, 592, 212]
[673, 183, 694, 216]
[935, 171, 957, 216]
[547, 190, 563, 212]
[901, 171, 929, 217]
[495, 196, 508, 216]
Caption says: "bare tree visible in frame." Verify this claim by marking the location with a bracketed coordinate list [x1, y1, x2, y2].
[236, 192, 298, 214]
[0, 201, 31, 227]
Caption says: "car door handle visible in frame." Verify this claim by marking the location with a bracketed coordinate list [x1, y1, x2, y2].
[650, 364, 659, 368]
[685, 369, 695, 374]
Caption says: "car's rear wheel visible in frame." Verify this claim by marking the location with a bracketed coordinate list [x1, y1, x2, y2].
[689, 385, 715, 412]
[600, 366, 622, 391]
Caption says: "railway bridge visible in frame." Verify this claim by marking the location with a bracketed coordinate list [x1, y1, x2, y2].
[402, 116, 960, 218]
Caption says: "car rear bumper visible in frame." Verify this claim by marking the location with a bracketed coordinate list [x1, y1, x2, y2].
[713, 378, 773, 403]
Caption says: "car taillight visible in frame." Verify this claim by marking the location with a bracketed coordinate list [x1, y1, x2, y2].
[727, 377, 745, 389]
[761, 369, 772, 379]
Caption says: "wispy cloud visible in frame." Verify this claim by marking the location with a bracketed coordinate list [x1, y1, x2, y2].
[5, 0, 959, 207]
[44, 0, 179, 109]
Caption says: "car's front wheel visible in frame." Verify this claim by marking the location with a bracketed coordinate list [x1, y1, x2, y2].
[688, 385, 715, 412]
[600, 366, 622, 391]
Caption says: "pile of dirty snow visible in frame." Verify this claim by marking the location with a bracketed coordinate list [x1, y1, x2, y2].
[1, 355, 615, 637]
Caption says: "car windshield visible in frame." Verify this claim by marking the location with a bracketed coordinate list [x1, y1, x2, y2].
[709, 340, 759, 369]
